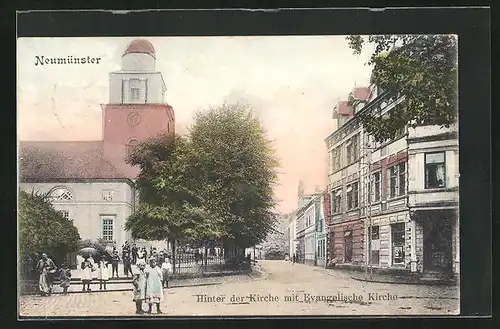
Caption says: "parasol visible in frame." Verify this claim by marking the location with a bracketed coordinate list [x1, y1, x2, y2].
[78, 247, 100, 258]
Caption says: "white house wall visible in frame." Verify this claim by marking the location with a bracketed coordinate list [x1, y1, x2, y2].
[20, 182, 134, 247]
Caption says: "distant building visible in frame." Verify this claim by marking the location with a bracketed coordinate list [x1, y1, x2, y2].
[19, 39, 175, 251]
[325, 85, 459, 279]
[315, 191, 328, 267]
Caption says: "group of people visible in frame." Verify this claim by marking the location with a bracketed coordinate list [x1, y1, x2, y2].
[34, 244, 174, 314]
[132, 257, 172, 314]
[36, 253, 72, 296]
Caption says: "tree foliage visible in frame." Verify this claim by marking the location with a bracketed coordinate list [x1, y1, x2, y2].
[346, 34, 458, 142]
[125, 103, 280, 249]
[189, 103, 280, 248]
[125, 134, 210, 242]
[18, 189, 81, 263]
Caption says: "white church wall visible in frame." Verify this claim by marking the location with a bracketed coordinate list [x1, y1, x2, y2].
[109, 72, 165, 104]
[19, 181, 134, 247]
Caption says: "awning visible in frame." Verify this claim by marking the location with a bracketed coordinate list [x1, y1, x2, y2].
[335, 190, 342, 196]
[346, 186, 353, 193]
[344, 231, 352, 237]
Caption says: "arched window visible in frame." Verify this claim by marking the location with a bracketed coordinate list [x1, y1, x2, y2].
[126, 138, 140, 157]
[49, 187, 73, 201]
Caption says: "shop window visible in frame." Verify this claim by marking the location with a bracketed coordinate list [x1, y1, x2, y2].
[369, 226, 380, 265]
[344, 230, 353, 262]
[391, 223, 405, 265]
[346, 181, 359, 210]
[425, 152, 446, 189]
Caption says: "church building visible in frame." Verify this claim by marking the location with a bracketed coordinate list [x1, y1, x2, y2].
[19, 39, 175, 250]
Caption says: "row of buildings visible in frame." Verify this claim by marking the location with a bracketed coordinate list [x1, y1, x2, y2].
[287, 84, 459, 279]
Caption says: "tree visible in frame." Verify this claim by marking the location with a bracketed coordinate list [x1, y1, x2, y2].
[189, 102, 281, 251]
[125, 103, 280, 259]
[18, 189, 81, 265]
[125, 134, 211, 265]
[346, 35, 458, 142]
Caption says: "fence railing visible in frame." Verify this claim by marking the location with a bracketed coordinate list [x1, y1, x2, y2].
[172, 252, 226, 275]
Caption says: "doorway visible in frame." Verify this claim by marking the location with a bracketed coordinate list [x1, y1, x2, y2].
[344, 230, 353, 263]
[423, 216, 453, 272]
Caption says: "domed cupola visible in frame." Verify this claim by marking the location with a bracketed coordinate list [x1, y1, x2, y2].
[121, 39, 156, 71]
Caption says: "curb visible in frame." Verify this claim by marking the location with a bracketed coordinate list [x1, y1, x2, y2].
[350, 275, 459, 286]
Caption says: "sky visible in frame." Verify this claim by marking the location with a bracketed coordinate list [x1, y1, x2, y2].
[17, 36, 374, 214]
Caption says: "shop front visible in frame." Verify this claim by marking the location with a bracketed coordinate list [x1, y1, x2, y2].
[413, 209, 457, 275]
[329, 219, 364, 267]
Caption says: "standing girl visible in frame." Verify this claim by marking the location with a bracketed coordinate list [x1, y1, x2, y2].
[80, 256, 93, 292]
[132, 262, 147, 314]
[98, 257, 110, 290]
[161, 257, 172, 288]
[145, 258, 164, 314]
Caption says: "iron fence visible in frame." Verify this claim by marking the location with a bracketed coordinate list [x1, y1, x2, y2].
[172, 252, 226, 275]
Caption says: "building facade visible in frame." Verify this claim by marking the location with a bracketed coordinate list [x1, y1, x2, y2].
[407, 124, 459, 275]
[325, 85, 459, 278]
[19, 39, 175, 249]
[316, 192, 328, 267]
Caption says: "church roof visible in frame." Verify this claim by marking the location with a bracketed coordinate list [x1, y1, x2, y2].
[18, 141, 130, 182]
[123, 39, 156, 58]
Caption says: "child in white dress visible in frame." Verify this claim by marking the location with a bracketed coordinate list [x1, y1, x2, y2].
[98, 258, 110, 290]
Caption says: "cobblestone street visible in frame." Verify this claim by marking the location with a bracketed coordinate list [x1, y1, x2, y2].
[19, 260, 459, 317]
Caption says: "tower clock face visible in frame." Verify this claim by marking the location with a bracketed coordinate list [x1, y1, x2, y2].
[127, 112, 141, 126]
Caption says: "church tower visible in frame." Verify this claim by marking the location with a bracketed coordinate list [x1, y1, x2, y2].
[102, 39, 175, 178]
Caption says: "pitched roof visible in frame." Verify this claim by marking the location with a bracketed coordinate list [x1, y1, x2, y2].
[18, 141, 130, 182]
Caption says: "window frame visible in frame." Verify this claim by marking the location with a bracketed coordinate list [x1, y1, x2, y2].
[371, 171, 381, 202]
[391, 223, 406, 265]
[130, 87, 140, 102]
[101, 215, 115, 243]
[398, 162, 406, 196]
[424, 151, 447, 189]
[126, 138, 140, 157]
[331, 189, 342, 214]
[388, 162, 407, 199]
[369, 225, 380, 240]
[49, 187, 73, 201]
[346, 181, 359, 210]
[60, 210, 70, 221]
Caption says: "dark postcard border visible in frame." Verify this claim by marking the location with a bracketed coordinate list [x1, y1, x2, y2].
[12, 7, 491, 322]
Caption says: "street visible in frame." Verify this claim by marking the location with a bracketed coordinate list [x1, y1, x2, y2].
[19, 260, 459, 317]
